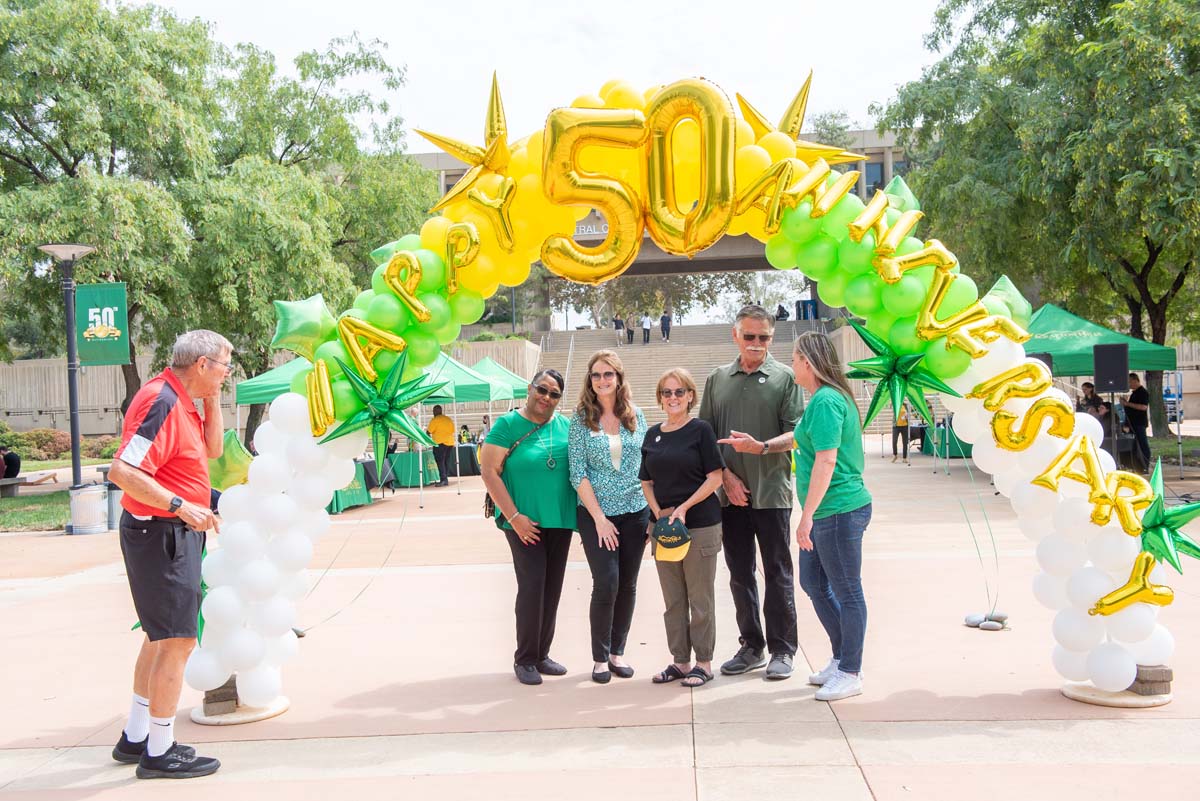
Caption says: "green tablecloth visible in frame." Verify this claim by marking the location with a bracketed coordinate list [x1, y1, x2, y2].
[388, 451, 440, 487]
[933, 426, 973, 459]
[327, 461, 373, 514]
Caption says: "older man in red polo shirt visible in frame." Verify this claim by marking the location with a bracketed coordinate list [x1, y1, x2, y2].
[108, 329, 231, 779]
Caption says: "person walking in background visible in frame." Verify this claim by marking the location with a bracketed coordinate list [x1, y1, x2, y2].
[660, 310, 672, 342]
[568, 351, 649, 684]
[480, 369, 577, 686]
[1123, 373, 1151, 471]
[641, 312, 653, 344]
[479, 414, 492, 442]
[427, 405, 455, 487]
[704, 304, 804, 681]
[612, 313, 625, 348]
[641, 368, 725, 688]
[626, 311, 635, 345]
[791, 331, 872, 701]
[892, 403, 910, 464]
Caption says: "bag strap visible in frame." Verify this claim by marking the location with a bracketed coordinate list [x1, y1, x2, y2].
[498, 420, 547, 473]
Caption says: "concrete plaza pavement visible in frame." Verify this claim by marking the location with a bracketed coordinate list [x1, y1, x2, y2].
[1, 446, 1198, 800]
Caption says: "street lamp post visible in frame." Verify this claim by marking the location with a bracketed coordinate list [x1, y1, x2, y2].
[38, 244, 96, 495]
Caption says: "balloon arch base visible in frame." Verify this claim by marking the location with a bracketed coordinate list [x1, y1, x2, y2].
[190, 678, 291, 726]
[1061, 665, 1174, 709]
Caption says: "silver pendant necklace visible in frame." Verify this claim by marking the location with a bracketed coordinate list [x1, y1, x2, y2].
[541, 418, 557, 470]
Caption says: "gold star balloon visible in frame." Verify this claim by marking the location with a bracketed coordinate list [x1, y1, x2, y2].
[735, 72, 863, 166]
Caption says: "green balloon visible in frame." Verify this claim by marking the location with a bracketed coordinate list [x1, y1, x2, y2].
[837, 233, 876, 276]
[981, 295, 1012, 319]
[896, 236, 924, 257]
[353, 289, 375, 311]
[339, 307, 367, 321]
[881, 274, 926, 317]
[885, 207, 903, 228]
[289, 367, 312, 395]
[373, 349, 398, 377]
[888, 316, 928, 356]
[270, 294, 336, 362]
[397, 233, 422, 252]
[331, 377, 366, 420]
[819, 193, 865, 242]
[942, 274, 979, 316]
[366, 292, 413, 332]
[314, 340, 350, 379]
[816, 270, 848, 308]
[418, 292, 451, 330]
[434, 319, 462, 345]
[415, 249, 447, 292]
[403, 328, 440, 367]
[449, 289, 485, 324]
[923, 337, 972, 379]
[370, 240, 400, 267]
[865, 310, 897, 340]
[797, 234, 839, 280]
[781, 201, 823, 244]
[765, 234, 798, 269]
[844, 273, 884, 317]
[372, 264, 391, 296]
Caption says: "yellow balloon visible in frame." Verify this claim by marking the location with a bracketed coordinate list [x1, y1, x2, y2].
[598, 79, 624, 98]
[506, 147, 534, 179]
[735, 119, 756, 149]
[735, 144, 773, 190]
[525, 129, 545, 169]
[499, 259, 532, 287]
[571, 205, 591, 222]
[643, 85, 664, 105]
[737, 206, 768, 241]
[572, 94, 605, 109]
[419, 216, 452, 253]
[604, 82, 645, 111]
[442, 199, 472, 222]
[672, 118, 701, 162]
[457, 252, 499, 294]
[758, 130, 798, 164]
[727, 212, 748, 236]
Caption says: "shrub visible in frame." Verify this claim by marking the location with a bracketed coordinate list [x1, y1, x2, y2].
[82, 435, 120, 458]
[471, 331, 501, 342]
[101, 440, 120, 459]
[0, 421, 30, 453]
[23, 429, 72, 459]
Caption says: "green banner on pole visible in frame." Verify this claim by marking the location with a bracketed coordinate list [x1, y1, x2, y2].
[76, 282, 130, 366]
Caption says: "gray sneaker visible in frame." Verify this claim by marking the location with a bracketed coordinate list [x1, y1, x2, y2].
[720, 644, 767, 675]
[765, 653, 794, 680]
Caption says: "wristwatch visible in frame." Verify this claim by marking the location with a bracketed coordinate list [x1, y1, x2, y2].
[168, 496, 183, 513]
[760, 440, 770, 454]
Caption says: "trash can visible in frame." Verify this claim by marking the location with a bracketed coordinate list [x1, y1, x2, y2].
[106, 483, 124, 530]
[68, 484, 109, 535]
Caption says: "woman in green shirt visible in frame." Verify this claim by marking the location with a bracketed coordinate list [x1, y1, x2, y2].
[793, 331, 872, 702]
[481, 369, 578, 686]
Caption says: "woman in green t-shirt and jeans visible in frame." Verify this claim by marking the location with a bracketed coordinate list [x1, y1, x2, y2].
[792, 331, 872, 702]
[481, 369, 578, 686]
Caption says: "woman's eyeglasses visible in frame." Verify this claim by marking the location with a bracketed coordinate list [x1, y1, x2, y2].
[533, 385, 563, 400]
[741, 333, 773, 343]
[660, 388, 689, 398]
[590, 370, 617, 381]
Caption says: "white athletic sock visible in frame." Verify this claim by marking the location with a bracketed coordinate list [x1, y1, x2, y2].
[123, 694, 150, 742]
[147, 715, 174, 757]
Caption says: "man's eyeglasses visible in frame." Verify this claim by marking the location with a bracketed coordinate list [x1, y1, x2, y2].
[741, 333, 773, 343]
[660, 388, 689, 398]
[206, 356, 232, 372]
[533, 385, 563, 400]
[590, 370, 617, 381]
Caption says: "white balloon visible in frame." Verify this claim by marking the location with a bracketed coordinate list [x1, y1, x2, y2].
[939, 392, 975, 416]
[1150, 562, 1170, 585]
[1097, 447, 1117, 473]
[219, 520, 267, 563]
[258, 493, 300, 531]
[268, 533, 313, 572]
[249, 452, 291, 496]
[1012, 480, 1059, 519]
[218, 627, 266, 672]
[236, 558, 281, 602]
[184, 648, 231, 692]
[200, 586, 245, 628]
[1053, 498, 1097, 541]
[974, 338, 1025, 379]
[971, 435, 1013, 477]
[296, 508, 331, 542]
[1074, 413, 1104, 445]
[1106, 603, 1158, 643]
[1046, 388, 1073, 407]
[322, 428, 368, 461]
[1087, 527, 1143, 573]
[252, 421, 287, 457]
[201, 549, 236, 588]
[263, 629, 301, 666]
[328, 457, 356, 491]
[1059, 477, 1093, 500]
[288, 474, 335, 512]
[1087, 642, 1137, 692]
[278, 571, 308, 601]
[994, 467, 1025, 499]
[1066, 566, 1120, 610]
[946, 364, 986, 395]
[1018, 512, 1049, 542]
[248, 597, 296, 637]
[269, 392, 312, 437]
[1037, 535, 1088, 577]
[952, 409, 984, 444]
[217, 483, 253, 523]
[1033, 571, 1071, 610]
[1124, 624, 1175, 666]
[237, 664, 282, 708]
[286, 436, 330, 473]
[1052, 644, 1091, 681]
[1017, 435, 1068, 475]
[1052, 607, 1106, 652]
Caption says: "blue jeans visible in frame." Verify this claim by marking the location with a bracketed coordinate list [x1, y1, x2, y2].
[797, 503, 871, 673]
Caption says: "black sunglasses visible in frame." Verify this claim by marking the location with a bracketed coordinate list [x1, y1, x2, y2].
[660, 388, 689, 398]
[741, 333, 773, 343]
[533, 385, 563, 400]
[590, 370, 617, 381]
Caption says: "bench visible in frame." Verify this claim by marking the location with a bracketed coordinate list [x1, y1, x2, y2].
[0, 476, 28, 498]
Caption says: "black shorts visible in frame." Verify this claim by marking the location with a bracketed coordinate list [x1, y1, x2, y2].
[119, 511, 206, 641]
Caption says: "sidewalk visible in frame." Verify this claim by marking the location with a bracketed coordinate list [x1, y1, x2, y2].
[1, 451, 1197, 800]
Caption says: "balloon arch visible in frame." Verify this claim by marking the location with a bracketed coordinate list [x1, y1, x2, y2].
[187, 74, 1193, 704]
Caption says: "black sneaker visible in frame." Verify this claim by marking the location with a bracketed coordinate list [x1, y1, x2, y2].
[136, 742, 220, 779]
[765, 653, 794, 680]
[720, 644, 767, 675]
[112, 733, 195, 765]
[536, 657, 568, 676]
[514, 664, 543, 685]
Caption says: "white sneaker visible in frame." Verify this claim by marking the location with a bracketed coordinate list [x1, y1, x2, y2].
[808, 657, 840, 685]
[814, 670, 863, 701]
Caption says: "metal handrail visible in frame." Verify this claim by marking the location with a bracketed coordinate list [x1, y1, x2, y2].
[564, 333, 576, 388]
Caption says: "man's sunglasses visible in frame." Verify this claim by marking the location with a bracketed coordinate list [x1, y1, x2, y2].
[533, 385, 563, 400]
[590, 370, 617, 381]
[741, 333, 773, 343]
[660, 388, 689, 398]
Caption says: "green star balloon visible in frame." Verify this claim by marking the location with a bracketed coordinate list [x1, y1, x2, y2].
[271, 294, 336, 362]
[845, 319, 961, 427]
[319, 350, 446, 478]
[1138, 459, 1200, 574]
[208, 429, 254, 491]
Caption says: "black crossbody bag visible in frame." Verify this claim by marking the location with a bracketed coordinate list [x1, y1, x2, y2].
[483, 421, 547, 519]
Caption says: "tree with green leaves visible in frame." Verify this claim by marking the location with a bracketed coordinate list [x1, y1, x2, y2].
[873, 0, 1200, 438]
[806, 110, 857, 151]
[550, 270, 756, 328]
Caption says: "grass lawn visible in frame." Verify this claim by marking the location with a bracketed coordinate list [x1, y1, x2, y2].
[1150, 435, 1200, 468]
[22, 457, 107, 472]
[0, 490, 70, 531]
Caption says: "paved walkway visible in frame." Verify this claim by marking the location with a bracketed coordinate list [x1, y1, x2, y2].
[2, 448, 1197, 800]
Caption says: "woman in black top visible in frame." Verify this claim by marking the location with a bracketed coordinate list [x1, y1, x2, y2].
[640, 368, 725, 687]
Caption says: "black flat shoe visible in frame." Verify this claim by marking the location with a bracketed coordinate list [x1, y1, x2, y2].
[536, 657, 567, 676]
[136, 742, 220, 779]
[608, 661, 635, 679]
[592, 668, 611, 684]
[515, 664, 543, 685]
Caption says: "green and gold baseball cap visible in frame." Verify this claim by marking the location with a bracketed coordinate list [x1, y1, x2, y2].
[652, 517, 691, 562]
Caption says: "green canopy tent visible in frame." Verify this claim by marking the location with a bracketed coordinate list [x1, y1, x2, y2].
[471, 356, 529, 399]
[1026, 305, 1177, 375]
[235, 357, 311, 406]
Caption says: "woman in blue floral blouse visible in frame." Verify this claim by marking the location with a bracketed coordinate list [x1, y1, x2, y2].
[568, 350, 649, 683]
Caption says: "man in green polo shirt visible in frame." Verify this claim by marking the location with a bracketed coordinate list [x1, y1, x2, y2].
[700, 305, 804, 680]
